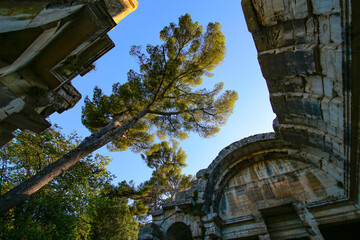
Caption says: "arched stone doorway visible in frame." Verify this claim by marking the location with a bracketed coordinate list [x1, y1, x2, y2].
[165, 222, 193, 240]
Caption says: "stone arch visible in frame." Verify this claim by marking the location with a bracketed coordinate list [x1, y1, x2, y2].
[218, 158, 344, 220]
[203, 133, 345, 215]
[165, 222, 193, 240]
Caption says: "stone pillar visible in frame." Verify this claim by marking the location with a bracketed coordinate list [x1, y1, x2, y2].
[202, 216, 222, 240]
[204, 223, 221, 240]
[258, 233, 271, 240]
[293, 203, 324, 240]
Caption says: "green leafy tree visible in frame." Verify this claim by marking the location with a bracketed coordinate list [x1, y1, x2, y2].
[140, 141, 193, 211]
[90, 197, 139, 240]
[106, 180, 149, 220]
[0, 13, 237, 214]
[109, 141, 194, 222]
[0, 128, 113, 239]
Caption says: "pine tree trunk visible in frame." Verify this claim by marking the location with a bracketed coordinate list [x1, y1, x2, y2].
[0, 108, 149, 215]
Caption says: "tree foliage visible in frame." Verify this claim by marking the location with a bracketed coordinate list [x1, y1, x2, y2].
[140, 141, 193, 210]
[0, 130, 194, 239]
[82, 13, 237, 152]
[108, 141, 194, 221]
[90, 197, 139, 240]
[0, 128, 119, 240]
[0, 13, 237, 214]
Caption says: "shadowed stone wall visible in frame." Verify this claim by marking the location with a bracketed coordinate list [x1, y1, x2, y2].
[0, 0, 137, 146]
[220, 159, 344, 220]
[138, 0, 359, 239]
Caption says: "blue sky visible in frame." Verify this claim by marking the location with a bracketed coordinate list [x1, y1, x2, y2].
[50, 0, 276, 185]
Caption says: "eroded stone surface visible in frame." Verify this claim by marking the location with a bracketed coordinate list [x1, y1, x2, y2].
[0, 0, 138, 146]
[138, 0, 359, 239]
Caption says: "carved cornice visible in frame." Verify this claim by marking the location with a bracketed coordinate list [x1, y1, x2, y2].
[104, 0, 138, 24]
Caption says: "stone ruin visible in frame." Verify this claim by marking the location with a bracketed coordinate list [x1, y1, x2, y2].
[138, 0, 360, 239]
[0, 0, 138, 146]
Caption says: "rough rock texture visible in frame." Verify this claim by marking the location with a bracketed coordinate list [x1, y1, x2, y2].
[138, 0, 360, 239]
[0, 0, 138, 146]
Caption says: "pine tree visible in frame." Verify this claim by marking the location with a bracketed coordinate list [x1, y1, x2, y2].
[107, 141, 194, 221]
[0, 14, 237, 214]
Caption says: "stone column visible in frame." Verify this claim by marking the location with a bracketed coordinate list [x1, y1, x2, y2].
[258, 233, 271, 240]
[293, 203, 324, 240]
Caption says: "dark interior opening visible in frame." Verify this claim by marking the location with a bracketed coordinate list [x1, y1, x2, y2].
[165, 222, 193, 240]
[319, 221, 360, 240]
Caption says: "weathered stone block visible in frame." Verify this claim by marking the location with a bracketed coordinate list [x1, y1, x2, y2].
[252, 0, 276, 26]
[316, 119, 327, 132]
[272, 0, 285, 13]
[259, 52, 296, 79]
[328, 101, 340, 127]
[335, 126, 343, 139]
[27, 5, 84, 29]
[305, 75, 323, 95]
[330, 14, 342, 43]
[288, 0, 309, 19]
[196, 169, 206, 179]
[3, 98, 25, 115]
[252, 25, 284, 52]
[322, 77, 333, 97]
[270, 95, 287, 120]
[0, 72, 33, 97]
[308, 131, 325, 147]
[296, 50, 317, 75]
[293, 18, 306, 44]
[318, 15, 331, 43]
[326, 123, 337, 137]
[304, 18, 317, 42]
[138, 223, 163, 240]
[251, 0, 308, 27]
[242, 0, 261, 32]
[291, 115, 309, 125]
[324, 137, 334, 156]
[333, 80, 343, 97]
[311, 0, 340, 15]
[0, 108, 7, 120]
[286, 97, 305, 116]
[319, 45, 342, 80]
[253, 17, 318, 53]
[267, 77, 304, 93]
[304, 99, 322, 118]
[320, 97, 331, 123]
[5, 111, 50, 133]
[283, 128, 310, 145]
[259, 49, 316, 80]
[0, 17, 32, 34]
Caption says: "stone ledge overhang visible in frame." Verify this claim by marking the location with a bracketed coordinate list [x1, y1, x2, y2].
[105, 0, 138, 24]
[0, 0, 138, 147]
[241, 0, 356, 202]
[161, 198, 193, 211]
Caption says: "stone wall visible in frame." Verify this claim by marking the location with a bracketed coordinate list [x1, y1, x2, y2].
[138, 0, 360, 239]
[242, 0, 347, 178]
[0, 0, 138, 146]
[220, 159, 344, 220]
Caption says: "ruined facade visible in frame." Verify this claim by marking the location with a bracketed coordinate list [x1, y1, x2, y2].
[138, 0, 360, 239]
[0, 0, 138, 146]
